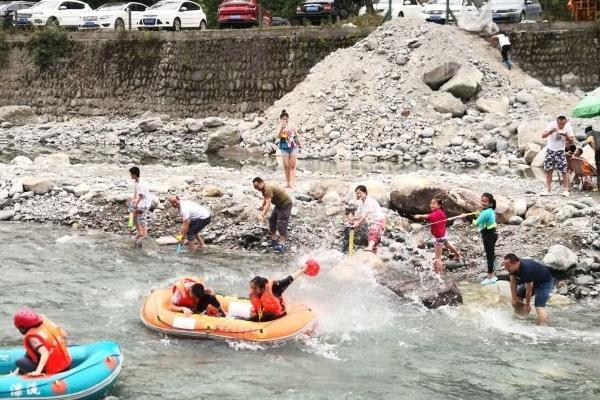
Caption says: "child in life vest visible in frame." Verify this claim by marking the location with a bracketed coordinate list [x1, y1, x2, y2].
[414, 198, 462, 273]
[13, 307, 72, 376]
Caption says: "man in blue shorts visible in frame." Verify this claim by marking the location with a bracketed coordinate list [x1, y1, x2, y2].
[502, 253, 554, 324]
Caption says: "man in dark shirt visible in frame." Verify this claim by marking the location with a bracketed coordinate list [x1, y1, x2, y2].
[584, 126, 600, 191]
[253, 176, 293, 253]
[502, 253, 554, 324]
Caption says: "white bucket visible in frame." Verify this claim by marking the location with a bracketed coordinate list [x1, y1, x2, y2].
[227, 302, 252, 319]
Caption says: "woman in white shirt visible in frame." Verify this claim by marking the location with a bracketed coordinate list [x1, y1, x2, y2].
[490, 32, 512, 70]
[352, 185, 386, 253]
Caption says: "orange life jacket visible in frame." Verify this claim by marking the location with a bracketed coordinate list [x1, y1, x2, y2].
[250, 281, 286, 321]
[24, 317, 71, 375]
[172, 277, 218, 316]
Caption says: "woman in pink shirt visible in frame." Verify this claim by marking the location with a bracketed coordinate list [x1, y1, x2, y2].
[415, 198, 462, 273]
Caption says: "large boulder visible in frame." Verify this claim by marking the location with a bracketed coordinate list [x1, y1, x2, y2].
[11, 156, 33, 165]
[439, 64, 483, 101]
[530, 146, 546, 168]
[380, 271, 463, 308]
[542, 244, 578, 272]
[344, 180, 388, 207]
[138, 117, 163, 132]
[523, 142, 541, 165]
[525, 206, 554, 225]
[184, 118, 205, 133]
[517, 119, 548, 151]
[431, 92, 466, 117]
[0, 210, 15, 221]
[513, 198, 528, 217]
[423, 62, 461, 90]
[21, 177, 54, 195]
[389, 176, 514, 222]
[476, 97, 510, 115]
[205, 126, 242, 154]
[33, 153, 70, 167]
[203, 117, 225, 128]
[0, 106, 37, 125]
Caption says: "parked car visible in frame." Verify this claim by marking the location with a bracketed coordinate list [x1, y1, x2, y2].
[294, 0, 349, 24]
[138, 0, 207, 31]
[271, 16, 291, 26]
[421, 0, 475, 24]
[490, 0, 541, 22]
[79, 2, 147, 30]
[525, 0, 542, 17]
[0, 1, 36, 26]
[217, 0, 271, 28]
[17, 0, 92, 27]
[359, 0, 426, 19]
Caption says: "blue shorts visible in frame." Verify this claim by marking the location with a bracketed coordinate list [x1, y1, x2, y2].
[280, 146, 299, 156]
[517, 280, 554, 307]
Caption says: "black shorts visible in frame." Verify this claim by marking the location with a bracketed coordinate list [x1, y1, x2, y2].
[187, 216, 211, 241]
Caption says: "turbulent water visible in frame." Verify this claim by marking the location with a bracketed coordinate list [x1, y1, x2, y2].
[1, 223, 599, 400]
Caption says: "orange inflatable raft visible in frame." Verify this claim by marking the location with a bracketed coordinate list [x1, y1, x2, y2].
[140, 288, 318, 342]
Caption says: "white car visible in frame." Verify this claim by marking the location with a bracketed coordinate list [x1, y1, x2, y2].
[138, 0, 207, 31]
[79, 2, 148, 30]
[421, 0, 475, 24]
[18, 0, 91, 28]
[359, 0, 426, 19]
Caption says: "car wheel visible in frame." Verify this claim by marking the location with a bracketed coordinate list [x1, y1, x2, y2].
[520, 11, 525, 21]
[46, 17, 59, 27]
[114, 18, 125, 31]
[200, 20, 207, 30]
[399, 11, 404, 17]
[172, 17, 181, 31]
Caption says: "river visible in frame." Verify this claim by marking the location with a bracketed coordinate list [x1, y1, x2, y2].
[1, 223, 599, 399]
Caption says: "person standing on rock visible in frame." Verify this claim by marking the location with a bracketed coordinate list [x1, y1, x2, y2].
[169, 195, 211, 252]
[502, 253, 554, 324]
[352, 185, 386, 253]
[277, 110, 301, 189]
[414, 198, 462, 273]
[542, 116, 574, 197]
[490, 32, 512, 70]
[583, 126, 600, 191]
[459, 192, 498, 285]
[253, 177, 293, 253]
[129, 166, 152, 240]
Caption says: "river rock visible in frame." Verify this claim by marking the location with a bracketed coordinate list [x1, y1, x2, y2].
[321, 190, 342, 205]
[8, 180, 23, 196]
[515, 90, 534, 104]
[11, 156, 33, 165]
[33, 153, 71, 167]
[432, 92, 466, 117]
[382, 275, 463, 308]
[0, 105, 36, 125]
[476, 97, 509, 115]
[513, 198, 528, 217]
[543, 244, 578, 272]
[0, 210, 15, 221]
[203, 117, 225, 128]
[508, 216, 523, 225]
[439, 64, 483, 101]
[524, 142, 541, 164]
[205, 126, 242, 153]
[21, 177, 54, 195]
[202, 185, 223, 197]
[73, 183, 91, 197]
[344, 180, 388, 207]
[517, 119, 547, 151]
[138, 117, 162, 132]
[184, 118, 205, 133]
[574, 275, 593, 285]
[423, 62, 461, 90]
[530, 146, 546, 168]
[525, 206, 554, 225]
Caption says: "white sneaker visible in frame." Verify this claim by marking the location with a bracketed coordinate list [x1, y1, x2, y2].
[562, 191, 570, 197]
[481, 276, 498, 285]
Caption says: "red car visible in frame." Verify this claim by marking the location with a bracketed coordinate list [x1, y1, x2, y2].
[218, 0, 272, 28]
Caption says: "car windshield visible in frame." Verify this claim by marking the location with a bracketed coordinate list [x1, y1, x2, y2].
[97, 2, 126, 10]
[149, 1, 179, 9]
[32, 1, 61, 9]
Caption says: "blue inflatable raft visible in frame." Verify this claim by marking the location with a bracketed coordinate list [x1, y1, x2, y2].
[0, 341, 122, 400]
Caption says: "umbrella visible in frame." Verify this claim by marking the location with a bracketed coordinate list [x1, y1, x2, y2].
[572, 93, 600, 118]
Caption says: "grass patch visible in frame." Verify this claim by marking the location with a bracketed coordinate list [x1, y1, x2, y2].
[0, 31, 8, 69]
[27, 26, 71, 69]
[342, 13, 385, 29]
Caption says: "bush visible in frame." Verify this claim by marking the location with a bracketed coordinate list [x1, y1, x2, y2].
[0, 31, 8, 69]
[342, 12, 384, 28]
[27, 26, 72, 69]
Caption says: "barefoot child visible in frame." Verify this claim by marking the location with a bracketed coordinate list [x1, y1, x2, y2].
[414, 198, 462, 273]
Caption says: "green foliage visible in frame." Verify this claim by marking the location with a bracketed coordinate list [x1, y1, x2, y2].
[27, 26, 72, 69]
[0, 31, 8, 69]
[198, 0, 220, 27]
[343, 12, 384, 28]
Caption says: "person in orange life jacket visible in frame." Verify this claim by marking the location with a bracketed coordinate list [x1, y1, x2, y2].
[169, 278, 226, 317]
[13, 307, 71, 376]
[246, 266, 308, 322]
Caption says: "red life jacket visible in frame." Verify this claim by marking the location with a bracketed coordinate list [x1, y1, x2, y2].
[24, 317, 71, 375]
[172, 277, 218, 316]
[250, 281, 286, 321]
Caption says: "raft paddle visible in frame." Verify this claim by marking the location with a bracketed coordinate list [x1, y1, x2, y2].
[414, 212, 478, 231]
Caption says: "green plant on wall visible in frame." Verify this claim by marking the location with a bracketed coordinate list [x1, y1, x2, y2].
[27, 26, 72, 69]
[0, 31, 8, 70]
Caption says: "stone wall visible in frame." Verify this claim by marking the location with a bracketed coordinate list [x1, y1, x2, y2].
[0, 28, 367, 118]
[504, 22, 600, 90]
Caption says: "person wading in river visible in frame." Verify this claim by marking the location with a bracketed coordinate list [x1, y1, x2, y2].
[502, 253, 554, 324]
[169, 195, 211, 252]
[277, 110, 301, 189]
[129, 166, 152, 240]
[352, 185, 386, 253]
[253, 177, 293, 254]
[246, 265, 309, 322]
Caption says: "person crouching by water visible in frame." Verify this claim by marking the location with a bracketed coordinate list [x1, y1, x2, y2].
[169, 195, 211, 252]
[247, 266, 309, 322]
[13, 307, 71, 376]
[277, 110, 301, 189]
[352, 185, 386, 253]
[169, 277, 226, 317]
[459, 192, 498, 285]
[414, 198, 462, 273]
[502, 253, 554, 324]
[253, 177, 293, 254]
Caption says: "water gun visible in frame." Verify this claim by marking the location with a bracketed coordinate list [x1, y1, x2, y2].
[127, 204, 134, 230]
[176, 234, 184, 253]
